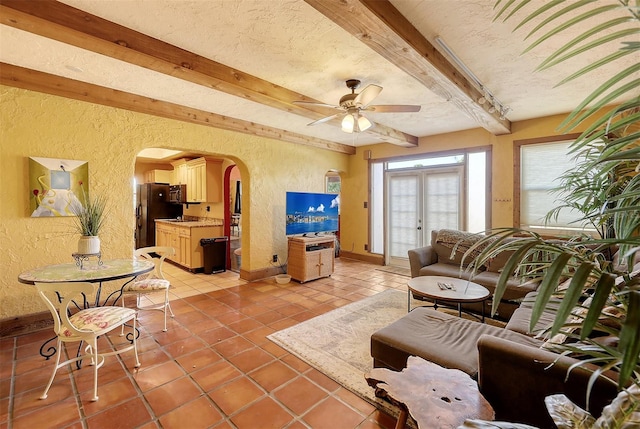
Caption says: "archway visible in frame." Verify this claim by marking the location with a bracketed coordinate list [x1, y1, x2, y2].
[224, 165, 242, 271]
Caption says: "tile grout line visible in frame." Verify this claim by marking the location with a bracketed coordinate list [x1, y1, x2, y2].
[64, 344, 89, 429]
[110, 329, 160, 427]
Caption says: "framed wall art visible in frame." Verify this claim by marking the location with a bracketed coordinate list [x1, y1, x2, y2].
[29, 157, 89, 217]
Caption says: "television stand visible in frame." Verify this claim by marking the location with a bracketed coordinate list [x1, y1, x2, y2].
[287, 236, 335, 283]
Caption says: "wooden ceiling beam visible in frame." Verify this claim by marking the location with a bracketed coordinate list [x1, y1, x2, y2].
[0, 0, 417, 147]
[305, 0, 511, 135]
[0, 63, 355, 155]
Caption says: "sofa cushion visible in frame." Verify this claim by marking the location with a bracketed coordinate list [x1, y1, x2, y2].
[471, 271, 538, 302]
[484, 249, 514, 273]
[418, 263, 467, 279]
[370, 307, 543, 378]
[506, 306, 557, 339]
[432, 229, 484, 267]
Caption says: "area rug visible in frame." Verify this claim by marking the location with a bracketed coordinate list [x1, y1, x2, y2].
[268, 289, 506, 420]
[267, 289, 412, 416]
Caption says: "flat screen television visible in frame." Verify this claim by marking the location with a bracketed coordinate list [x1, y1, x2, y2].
[286, 191, 339, 236]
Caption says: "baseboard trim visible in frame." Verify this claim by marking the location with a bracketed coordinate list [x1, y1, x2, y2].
[239, 265, 283, 282]
[0, 312, 53, 338]
[338, 251, 384, 265]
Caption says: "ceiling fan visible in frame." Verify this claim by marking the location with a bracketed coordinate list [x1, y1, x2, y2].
[293, 79, 421, 133]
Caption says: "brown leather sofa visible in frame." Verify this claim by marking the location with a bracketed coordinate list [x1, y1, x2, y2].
[370, 293, 619, 428]
[408, 229, 538, 319]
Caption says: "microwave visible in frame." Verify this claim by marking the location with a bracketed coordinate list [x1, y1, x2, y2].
[169, 184, 187, 204]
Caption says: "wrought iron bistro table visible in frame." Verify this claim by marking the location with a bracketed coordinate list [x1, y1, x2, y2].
[19, 258, 154, 361]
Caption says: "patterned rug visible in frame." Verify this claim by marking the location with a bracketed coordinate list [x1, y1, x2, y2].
[267, 289, 412, 417]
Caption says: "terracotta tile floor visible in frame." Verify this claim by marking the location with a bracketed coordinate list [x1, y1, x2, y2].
[1, 258, 411, 429]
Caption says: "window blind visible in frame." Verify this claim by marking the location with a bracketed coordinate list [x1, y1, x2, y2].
[520, 141, 588, 232]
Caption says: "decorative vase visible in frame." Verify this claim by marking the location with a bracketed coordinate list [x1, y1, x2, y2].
[78, 235, 100, 254]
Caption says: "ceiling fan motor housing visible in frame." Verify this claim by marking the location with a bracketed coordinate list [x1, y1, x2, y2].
[340, 79, 362, 107]
[339, 93, 359, 108]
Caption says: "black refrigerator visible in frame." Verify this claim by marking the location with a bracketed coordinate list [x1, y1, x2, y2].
[135, 183, 183, 249]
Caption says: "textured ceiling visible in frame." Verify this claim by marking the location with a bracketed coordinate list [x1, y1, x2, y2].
[0, 0, 636, 150]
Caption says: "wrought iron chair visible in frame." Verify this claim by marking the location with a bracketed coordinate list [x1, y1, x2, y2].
[121, 246, 175, 332]
[35, 281, 140, 401]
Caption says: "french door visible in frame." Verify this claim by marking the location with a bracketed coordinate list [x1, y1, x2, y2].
[385, 166, 464, 267]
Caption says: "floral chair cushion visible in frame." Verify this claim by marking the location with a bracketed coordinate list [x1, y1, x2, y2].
[63, 306, 135, 337]
[123, 278, 170, 292]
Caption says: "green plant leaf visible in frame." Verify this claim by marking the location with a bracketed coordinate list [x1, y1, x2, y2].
[539, 28, 640, 71]
[557, 53, 639, 88]
[560, 78, 640, 131]
[492, 240, 542, 316]
[531, 253, 573, 331]
[573, 101, 640, 148]
[551, 262, 594, 336]
[502, 0, 565, 29]
[581, 273, 617, 340]
[499, 0, 531, 23]
[618, 291, 640, 387]
[523, 2, 616, 49]
[537, 18, 633, 69]
[575, 99, 640, 143]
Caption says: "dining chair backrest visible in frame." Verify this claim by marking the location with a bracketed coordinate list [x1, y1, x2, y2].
[35, 282, 96, 338]
[134, 246, 175, 280]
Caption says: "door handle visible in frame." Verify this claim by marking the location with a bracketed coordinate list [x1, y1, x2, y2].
[417, 226, 422, 230]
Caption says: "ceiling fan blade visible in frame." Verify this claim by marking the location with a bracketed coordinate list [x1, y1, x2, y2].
[365, 105, 421, 113]
[307, 113, 342, 126]
[293, 100, 341, 110]
[354, 84, 382, 107]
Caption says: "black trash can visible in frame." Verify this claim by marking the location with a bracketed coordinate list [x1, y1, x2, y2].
[200, 237, 228, 274]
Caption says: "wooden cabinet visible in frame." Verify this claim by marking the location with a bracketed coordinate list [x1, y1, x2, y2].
[155, 222, 173, 248]
[144, 169, 172, 184]
[155, 221, 223, 271]
[156, 222, 182, 263]
[170, 159, 188, 185]
[177, 227, 191, 267]
[186, 157, 222, 203]
[287, 236, 335, 283]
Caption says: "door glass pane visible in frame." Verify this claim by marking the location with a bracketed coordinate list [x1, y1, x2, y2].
[388, 174, 420, 259]
[371, 162, 384, 254]
[467, 151, 486, 232]
[424, 170, 461, 236]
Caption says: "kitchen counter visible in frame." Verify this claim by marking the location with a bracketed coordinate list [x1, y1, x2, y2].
[155, 219, 225, 271]
[155, 218, 224, 228]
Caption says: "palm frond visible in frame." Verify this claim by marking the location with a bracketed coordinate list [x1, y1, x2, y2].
[523, 3, 621, 50]
[490, 0, 640, 396]
[539, 28, 640, 71]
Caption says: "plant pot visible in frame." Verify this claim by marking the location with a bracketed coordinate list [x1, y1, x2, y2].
[78, 236, 100, 254]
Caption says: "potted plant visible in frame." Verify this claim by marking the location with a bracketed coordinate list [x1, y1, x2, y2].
[71, 188, 107, 254]
[460, 1, 639, 427]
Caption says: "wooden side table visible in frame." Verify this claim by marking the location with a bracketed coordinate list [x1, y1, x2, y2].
[366, 356, 494, 429]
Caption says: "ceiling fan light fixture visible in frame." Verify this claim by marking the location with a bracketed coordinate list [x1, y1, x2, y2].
[341, 113, 355, 133]
[357, 115, 372, 132]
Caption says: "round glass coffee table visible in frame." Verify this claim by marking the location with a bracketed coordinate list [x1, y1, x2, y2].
[408, 276, 491, 321]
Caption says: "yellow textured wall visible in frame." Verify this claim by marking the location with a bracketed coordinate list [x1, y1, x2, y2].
[339, 113, 589, 259]
[0, 86, 347, 319]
